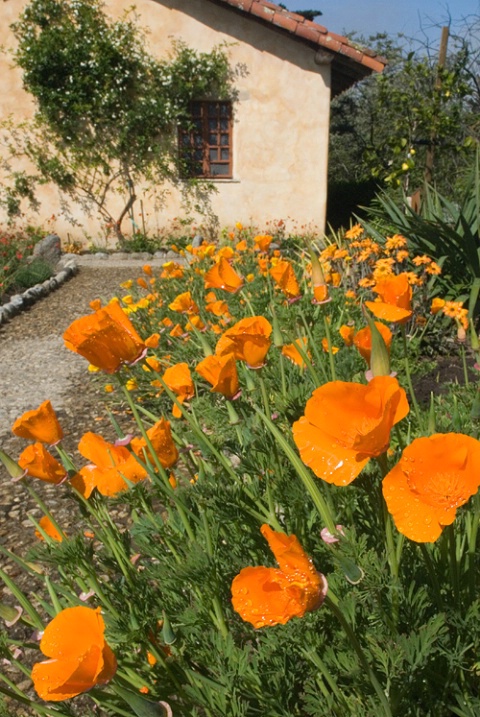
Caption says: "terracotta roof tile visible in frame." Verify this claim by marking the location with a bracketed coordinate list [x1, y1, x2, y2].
[209, 0, 387, 90]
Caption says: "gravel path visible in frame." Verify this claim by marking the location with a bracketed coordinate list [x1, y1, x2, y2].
[0, 259, 162, 590]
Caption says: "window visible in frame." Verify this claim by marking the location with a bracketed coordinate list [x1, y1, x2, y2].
[180, 100, 233, 178]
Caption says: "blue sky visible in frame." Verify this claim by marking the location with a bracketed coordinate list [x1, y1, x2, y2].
[283, 1, 480, 45]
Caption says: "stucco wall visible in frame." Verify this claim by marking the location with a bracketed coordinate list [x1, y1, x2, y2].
[0, 0, 331, 244]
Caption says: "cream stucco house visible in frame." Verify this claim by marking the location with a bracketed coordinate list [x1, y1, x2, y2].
[0, 0, 386, 243]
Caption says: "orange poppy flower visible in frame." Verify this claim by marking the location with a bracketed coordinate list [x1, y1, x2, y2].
[231, 524, 327, 628]
[63, 300, 146, 373]
[89, 298, 102, 311]
[365, 273, 413, 324]
[215, 316, 272, 369]
[168, 291, 199, 315]
[169, 324, 184, 338]
[293, 376, 409, 486]
[235, 240, 247, 251]
[321, 338, 339, 354]
[131, 418, 179, 469]
[12, 400, 64, 445]
[205, 299, 230, 318]
[270, 260, 301, 301]
[71, 432, 147, 498]
[281, 337, 309, 368]
[144, 333, 160, 349]
[254, 234, 273, 252]
[383, 433, 480, 542]
[31, 606, 117, 701]
[216, 245, 235, 260]
[35, 516, 64, 542]
[161, 262, 184, 280]
[431, 297, 446, 315]
[196, 353, 239, 398]
[313, 284, 330, 304]
[339, 325, 355, 347]
[354, 322, 392, 366]
[18, 443, 66, 484]
[204, 257, 244, 293]
[162, 363, 195, 417]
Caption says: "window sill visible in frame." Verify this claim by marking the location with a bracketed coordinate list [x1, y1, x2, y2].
[207, 178, 240, 183]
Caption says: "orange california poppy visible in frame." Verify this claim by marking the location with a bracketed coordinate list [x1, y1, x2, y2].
[354, 322, 392, 366]
[270, 260, 301, 301]
[281, 337, 309, 368]
[31, 606, 117, 701]
[339, 324, 355, 347]
[231, 524, 327, 628]
[365, 273, 413, 324]
[168, 291, 199, 315]
[383, 433, 480, 542]
[313, 284, 330, 304]
[72, 432, 147, 498]
[18, 443, 66, 484]
[254, 234, 273, 252]
[144, 333, 160, 349]
[162, 363, 195, 417]
[63, 300, 146, 373]
[161, 262, 184, 280]
[196, 353, 239, 398]
[131, 418, 179, 469]
[12, 400, 64, 445]
[215, 316, 272, 369]
[293, 376, 409, 486]
[204, 257, 244, 293]
[205, 299, 230, 318]
[35, 516, 64, 542]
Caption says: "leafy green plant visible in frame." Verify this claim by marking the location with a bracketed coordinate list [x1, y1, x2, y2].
[7, 0, 234, 243]
[361, 158, 480, 312]
[13, 259, 52, 289]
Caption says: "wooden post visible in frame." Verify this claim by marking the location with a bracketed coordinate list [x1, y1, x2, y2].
[425, 26, 449, 184]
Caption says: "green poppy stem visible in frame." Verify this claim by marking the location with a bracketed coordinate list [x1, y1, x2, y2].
[400, 325, 424, 432]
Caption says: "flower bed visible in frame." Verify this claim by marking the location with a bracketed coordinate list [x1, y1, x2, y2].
[1, 223, 479, 717]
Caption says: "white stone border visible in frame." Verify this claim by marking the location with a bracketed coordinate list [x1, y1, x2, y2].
[0, 259, 78, 325]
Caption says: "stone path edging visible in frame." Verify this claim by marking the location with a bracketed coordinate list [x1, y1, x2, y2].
[0, 249, 185, 325]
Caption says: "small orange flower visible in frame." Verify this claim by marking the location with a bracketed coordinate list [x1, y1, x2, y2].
[72, 433, 147, 498]
[89, 299, 102, 311]
[131, 418, 179, 469]
[205, 297, 230, 318]
[313, 284, 330, 304]
[143, 264, 153, 276]
[431, 297, 446, 314]
[321, 337, 339, 354]
[169, 324, 184, 338]
[365, 273, 413, 324]
[35, 516, 64, 542]
[160, 262, 184, 280]
[162, 363, 195, 417]
[216, 316, 272, 369]
[12, 400, 63, 445]
[339, 325, 355, 346]
[63, 300, 146, 373]
[231, 524, 327, 628]
[293, 377, 409, 486]
[168, 291, 199, 315]
[196, 353, 239, 398]
[383, 433, 480, 542]
[31, 606, 117, 701]
[281, 337, 309, 368]
[18, 443, 66, 484]
[235, 240, 248, 251]
[254, 234, 273, 252]
[145, 333, 160, 349]
[353, 322, 392, 366]
[204, 257, 244, 293]
[270, 260, 301, 300]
